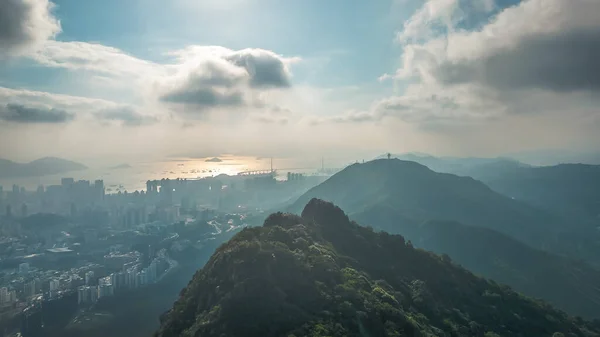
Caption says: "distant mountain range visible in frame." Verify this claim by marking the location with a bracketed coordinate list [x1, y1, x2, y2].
[155, 199, 600, 336]
[378, 153, 531, 177]
[417, 220, 600, 318]
[0, 157, 87, 178]
[290, 159, 597, 262]
[384, 153, 600, 225]
[288, 159, 600, 318]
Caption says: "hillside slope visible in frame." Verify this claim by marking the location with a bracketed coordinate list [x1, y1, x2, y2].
[416, 220, 600, 318]
[476, 164, 600, 225]
[155, 199, 600, 337]
[385, 154, 600, 225]
[290, 159, 599, 264]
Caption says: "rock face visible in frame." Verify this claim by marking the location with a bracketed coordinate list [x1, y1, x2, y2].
[154, 199, 600, 337]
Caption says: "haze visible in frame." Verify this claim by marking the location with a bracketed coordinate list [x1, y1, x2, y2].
[0, 0, 598, 166]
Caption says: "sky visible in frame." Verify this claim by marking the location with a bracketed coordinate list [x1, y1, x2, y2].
[0, 0, 599, 166]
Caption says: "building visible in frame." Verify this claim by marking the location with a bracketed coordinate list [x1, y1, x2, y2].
[49, 279, 60, 298]
[50, 279, 60, 291]
[77, 285, 99, 304]
[94, 180, 105, 201]
[19, 262, 30, 274]
[77, 286, 87, 304]
[24, 281, 37, 298]
[85, 271, 95, 285]
[0, 287, 8, 304]
[61, 178, 74, 187]
[98, 284, 114, 299]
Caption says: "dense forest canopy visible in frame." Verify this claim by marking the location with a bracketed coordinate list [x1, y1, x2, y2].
[155, 199, 600, 337]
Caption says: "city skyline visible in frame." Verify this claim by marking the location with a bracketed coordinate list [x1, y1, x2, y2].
[1, 0, 599, 164]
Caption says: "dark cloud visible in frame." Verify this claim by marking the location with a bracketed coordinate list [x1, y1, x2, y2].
[0, 0, 60, 56]
[435, 28, 600, 93]
[0, 103, 73, 123]
[160, 87, 244, 108]
[188, 61, 245, 88]
[157, 49, 293, 115]
[226, 50, 292, 88]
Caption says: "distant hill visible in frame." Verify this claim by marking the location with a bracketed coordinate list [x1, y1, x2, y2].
[379, 153, 530, 177]
[472, 164, 600, 225]
[109, 163, 132, 170]
[290, 159, 599, 264]
[416, 220, 600, 318]
[0, 157, 87, 178]
[391, 154, 600, 225]
[155, 199, 600, 337]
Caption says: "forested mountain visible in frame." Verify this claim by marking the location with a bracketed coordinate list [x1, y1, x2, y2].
[290, 159, 599, 264]
[155, 199, 600, 337]
[385, 154, 600, 225]
[0, 157, 87, 178]
[416, 220, 600, 318]
[473, 164, 600, 225]
[286, 159, 600, 318]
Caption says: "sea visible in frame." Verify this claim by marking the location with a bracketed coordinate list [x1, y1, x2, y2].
[0, 156, 331, 193]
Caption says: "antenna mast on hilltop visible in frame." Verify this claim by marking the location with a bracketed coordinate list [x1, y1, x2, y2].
[270, 157, 273, 172]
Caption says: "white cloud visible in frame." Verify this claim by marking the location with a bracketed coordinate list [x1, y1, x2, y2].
[355, 0, 600, 129]
[21, 41, 301, 119]
[155, 47, 298, 117]
[0, 0, 60, 57]
[397, 0, 495, 43]
[30, 40, 163, 78]
[94, 106, 159, 127]
[0, 86, 159, 126]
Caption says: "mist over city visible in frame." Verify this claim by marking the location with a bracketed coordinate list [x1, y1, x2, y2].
[1, 0, 600, 336]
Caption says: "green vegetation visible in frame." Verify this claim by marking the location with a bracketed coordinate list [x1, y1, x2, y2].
[473, 164, 600, 225]
[155, 199, 600, 337]
[290, 159, 600, 264]
[286, 159, 600, 318]
[417, 220, 600, 318]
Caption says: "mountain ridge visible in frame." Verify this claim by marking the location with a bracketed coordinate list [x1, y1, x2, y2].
[287, 159, 600, 318]
[380, 154, 600, 224]
[289, 159, 594, 261]
[155, 199, 600, 337]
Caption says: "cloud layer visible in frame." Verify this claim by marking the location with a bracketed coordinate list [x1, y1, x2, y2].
[328, 0, 600, 128]
[1, 0, 599, 163]
[94, 107, 158, 127]
[0, 103, 73, 123]
[157, 47, 296, 115]
[0, 0, 60, 57]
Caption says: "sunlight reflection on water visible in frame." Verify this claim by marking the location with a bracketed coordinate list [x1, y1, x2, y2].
[0, 156, 323, 193]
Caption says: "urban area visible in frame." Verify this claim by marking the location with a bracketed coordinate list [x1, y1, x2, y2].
[0, 169, 332, 336]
